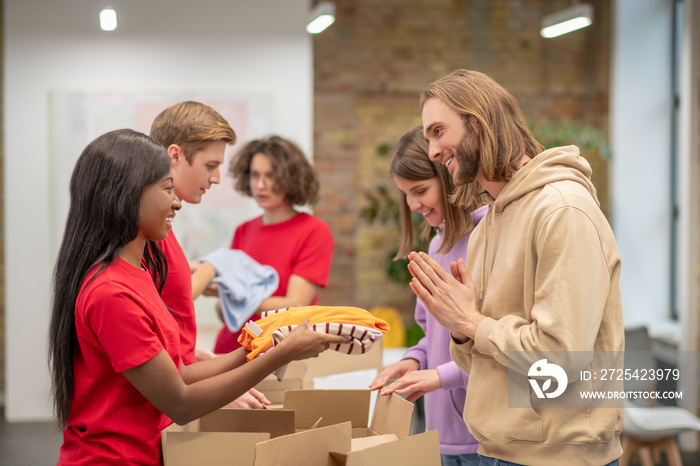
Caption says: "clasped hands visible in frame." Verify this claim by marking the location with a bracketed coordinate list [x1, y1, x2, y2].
[407, 251, 484, 342]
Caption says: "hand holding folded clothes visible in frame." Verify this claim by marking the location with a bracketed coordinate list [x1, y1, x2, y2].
[239, 305, 390, 361]
[273, 319, 352, 363]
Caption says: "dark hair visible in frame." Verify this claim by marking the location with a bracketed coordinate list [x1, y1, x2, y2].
[149, 101, 236, 163]
[421, 69, 544, 183]
[390, 125, 480, 258]
[48, 129, 171, 429]
[229, 136, 320, 206]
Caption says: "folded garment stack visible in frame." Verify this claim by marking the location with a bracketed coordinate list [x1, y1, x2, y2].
[239, 305, 390, 361]
[198, 248, 279, 332]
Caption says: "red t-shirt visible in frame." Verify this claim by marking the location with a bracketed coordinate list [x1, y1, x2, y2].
[158, 230, 197, 365]
[213, 213, 334, 353]
[59, 260, 181, 466]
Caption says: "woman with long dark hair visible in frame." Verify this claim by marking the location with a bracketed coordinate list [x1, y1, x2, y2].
[48, 129, 346, 465]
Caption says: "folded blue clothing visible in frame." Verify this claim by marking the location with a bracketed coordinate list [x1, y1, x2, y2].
[199, 248, 279, 332]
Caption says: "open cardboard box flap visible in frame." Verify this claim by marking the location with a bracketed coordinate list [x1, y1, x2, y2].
[282, 389, 413, 439]
[281, 389, 441, 465]
[254, 421, 352, 466]
[199, 408, 295, 438]
[331, 430, 441, 466]
[162, 431, 268, 466]
[283, 389, 370, 430]
[350, 433, 398, 451]
[366, 389, 413, 439]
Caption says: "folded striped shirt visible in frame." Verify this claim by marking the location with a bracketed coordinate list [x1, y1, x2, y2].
[239, 305, 390, 361]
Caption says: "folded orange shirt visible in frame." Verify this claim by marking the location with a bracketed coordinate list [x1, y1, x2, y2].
[239, 305, 390, 361]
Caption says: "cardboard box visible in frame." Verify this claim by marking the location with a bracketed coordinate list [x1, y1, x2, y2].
[283, 389, 410, 438]
[254, 339, 384, 404]
[332, 430, 440, 466]
[161, 408, 351, 466]
[283, 390, 441, 465]
[254, 422, 351, 466]
[162, 388, 441, 465]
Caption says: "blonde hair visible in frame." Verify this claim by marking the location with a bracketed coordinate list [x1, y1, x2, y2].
[150, 101, 236, 163]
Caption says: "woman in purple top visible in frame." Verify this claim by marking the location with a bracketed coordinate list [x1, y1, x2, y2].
[369, 125, 487, 466]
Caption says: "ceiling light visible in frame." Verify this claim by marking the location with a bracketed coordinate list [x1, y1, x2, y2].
[99, 3, 117, 31]
[540, 3, 593, 39]
[306, 1, 335, 34]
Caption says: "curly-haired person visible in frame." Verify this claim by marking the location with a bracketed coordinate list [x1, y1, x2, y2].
[213, 136, 334, 354]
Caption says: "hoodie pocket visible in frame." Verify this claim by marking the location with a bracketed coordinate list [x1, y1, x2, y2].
[538, 401, 623, 447]
[449, 386, 466, 419]
[465, 357, 543, 444]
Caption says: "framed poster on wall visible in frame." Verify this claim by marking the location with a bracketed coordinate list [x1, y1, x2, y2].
[49, 90, 272, 262]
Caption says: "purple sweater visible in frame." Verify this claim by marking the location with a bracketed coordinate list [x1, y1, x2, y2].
[402, 205, 487, 455]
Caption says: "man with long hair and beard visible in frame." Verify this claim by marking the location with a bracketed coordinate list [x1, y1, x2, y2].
[408, 69, 624, 466]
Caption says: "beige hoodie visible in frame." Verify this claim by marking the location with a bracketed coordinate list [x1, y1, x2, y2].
[450, 146, 624, 465]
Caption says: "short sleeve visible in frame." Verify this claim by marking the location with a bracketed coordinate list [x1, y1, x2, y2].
[82, 285, 165, 373]
[231, 223, 244, 249]
[290, 218, 334, 287]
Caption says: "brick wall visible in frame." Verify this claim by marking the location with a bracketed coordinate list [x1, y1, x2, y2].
[313, 0, 612, 322]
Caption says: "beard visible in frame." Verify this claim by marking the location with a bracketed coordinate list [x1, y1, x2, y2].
[453, 123, 480, 185]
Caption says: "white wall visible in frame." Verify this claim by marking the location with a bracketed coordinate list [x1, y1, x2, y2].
[611, 0, 674, 330]
[677, 0, 700, 450]
[612, 2, 700, 448]
[4, 0, 313, 421]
